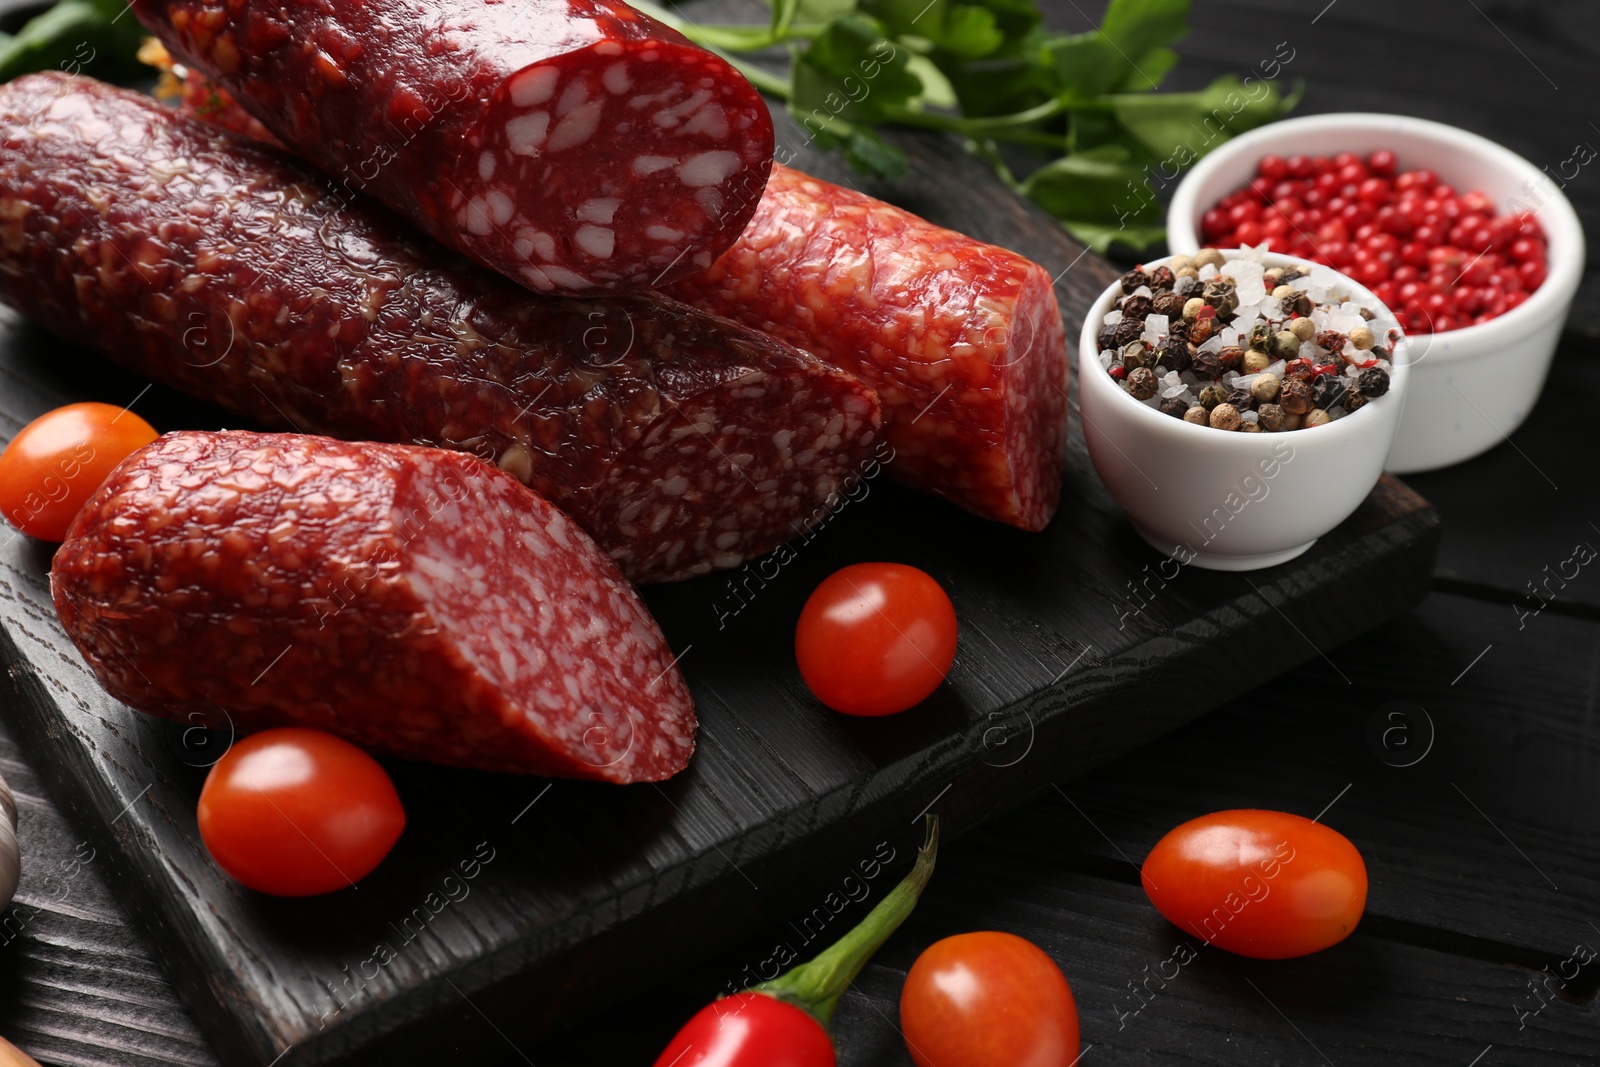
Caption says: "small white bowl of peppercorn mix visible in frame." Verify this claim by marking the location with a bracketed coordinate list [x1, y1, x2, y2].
[1078, 248, 1410, 571]
[1166, 112, 1584, 473]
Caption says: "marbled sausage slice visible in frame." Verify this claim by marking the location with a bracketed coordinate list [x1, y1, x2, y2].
[133, 0, 774, 294]
[51, 432, 695, 781]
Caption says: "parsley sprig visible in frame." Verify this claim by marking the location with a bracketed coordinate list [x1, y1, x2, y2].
[636, 0, 1300, 251]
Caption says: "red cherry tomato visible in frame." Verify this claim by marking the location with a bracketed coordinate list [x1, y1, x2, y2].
[198, 728, 405, 897]
[900, 931, 1079, 1067]
[652, 992, 834, 1067]
[1140, 809, 1367, 959]
[794, 563, 957, 716]
[0, 402, 159, 542]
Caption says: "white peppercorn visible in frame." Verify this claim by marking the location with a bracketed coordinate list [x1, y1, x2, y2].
[1250, 373, 1281, 404]
[1209, 403, 1242, 431]
[1289, 317, 1317, 342]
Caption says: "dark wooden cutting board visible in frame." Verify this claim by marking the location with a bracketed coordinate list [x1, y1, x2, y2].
[0, 92, 1439, 1064]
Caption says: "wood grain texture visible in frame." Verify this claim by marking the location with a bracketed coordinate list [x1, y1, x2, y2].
[537, 817, 1600, 1067]
[0, 93, 1440, 1067]
[12, 0, 1597, 1061]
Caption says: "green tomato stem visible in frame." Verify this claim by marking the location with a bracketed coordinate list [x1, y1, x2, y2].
[756, 815, 939, 1029]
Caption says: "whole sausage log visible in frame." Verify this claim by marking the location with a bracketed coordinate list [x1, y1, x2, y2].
[668, 164, 1071, 531]
[133, 0, 775, 294]
[0, 74, 880, 584]
[140, 62, 1066, 530]
[52, 431, 696, 780]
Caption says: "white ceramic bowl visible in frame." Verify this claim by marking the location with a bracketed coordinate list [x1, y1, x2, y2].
[1078, 251, 1411, 571]
[1167, 113, 1584, 474]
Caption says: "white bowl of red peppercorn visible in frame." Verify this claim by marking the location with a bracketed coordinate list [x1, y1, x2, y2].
[1078, 249, 1411, 571]
[1166, 113, 1584, 474]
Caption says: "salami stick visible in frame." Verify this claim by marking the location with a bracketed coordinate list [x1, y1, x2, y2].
[668, 164, 1071, 531]
[133, 0, 774, 294]
[0, 74, 880, 584]
[53, 432, 696, 780]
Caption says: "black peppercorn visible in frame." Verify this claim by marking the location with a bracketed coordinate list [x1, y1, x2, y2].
[1154, 336, 1194, 373]
[1159, 396, 1189, 418]
[1152, 291, 1186, 318]
[1126, 366, 1158, 400]
[1226, 387, 1254, 411]
[1112, 318, 1144, 347]
[1098, 323, 1117, 350]
[1201, 279, 1238, 316]
[1257, 403, 1286, 432]
[1198, 384, 1228, 411]
[1217, 345, 1244, 371]
[1358, 367, 1391, 398]
[1190, 348, 1223, 379]
[1120, 294, 1154, 320]
[1147, 265, 1176, 291]
[1290, 292, 1313, 317]
[1343, 387, 1368, 412]
[1167, 319, 1192, 341]
[1119, 339, 1148, 369]
[1120, 269, 1149, 294]
[1279, 378, 1314, 415]
[1312, 375, 1348, 410]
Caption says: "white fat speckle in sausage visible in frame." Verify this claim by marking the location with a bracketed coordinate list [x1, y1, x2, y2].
[602, 62, 632, 95]
[485, 190, 514, 226]
[478, 151, 496, 180]
[466, 197, 493, 235]
[681, 105, 729, 139]
[695, 187, 724, 219]
[577, 198, 620, 224]
[574, 225, 615, 259]
[652, 89, 713, 129]
[555, 79, 590, 119]
[539, 264, 591, 289]
[632, 155, 677, 177]
[548, 100, 603, 151]
[505, 111, 550, 155]
[509, 67, 559, 107]
[646, 225, 683, 241]
[677, 151, 742, 188]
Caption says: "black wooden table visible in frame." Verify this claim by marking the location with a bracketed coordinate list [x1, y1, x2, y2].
[0, 1, 1596, 1064]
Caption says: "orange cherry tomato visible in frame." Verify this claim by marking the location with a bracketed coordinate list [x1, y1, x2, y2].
[900, 931, 1079, 1067]
[198, 728, 405, 897]
[794, 562, 957, 716]
[0, 402, 159, 542]
[1140, 809, 1368, 959]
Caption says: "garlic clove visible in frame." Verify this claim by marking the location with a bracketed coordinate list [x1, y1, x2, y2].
[0, 1035, 41, 1067]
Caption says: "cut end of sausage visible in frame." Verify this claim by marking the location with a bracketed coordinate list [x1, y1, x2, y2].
[459, 40, 774, 294]
[50, 432, 696, 781]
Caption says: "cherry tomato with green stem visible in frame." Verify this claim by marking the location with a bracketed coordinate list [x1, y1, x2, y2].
[654, 819, 940, 1067]
[899, 931, 1079, 1067]
[0, 402, 158, 541]
[198, 727, 405, 897]
[795, 563, 957, 716]
[1140, 809, 1367, 959]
